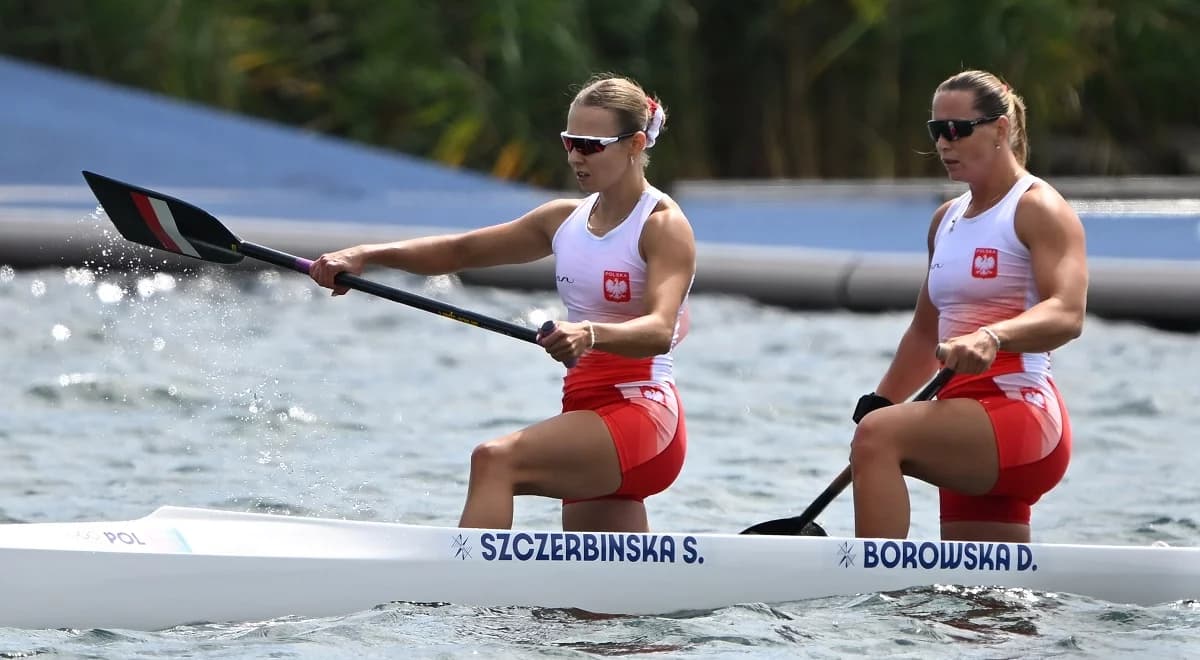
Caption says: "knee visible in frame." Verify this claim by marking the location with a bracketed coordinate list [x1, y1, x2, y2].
[469, 439, 513, 477]
[849, 415, 898, 467]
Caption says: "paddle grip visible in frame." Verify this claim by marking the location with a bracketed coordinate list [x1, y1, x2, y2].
[539, 321, 577, 369]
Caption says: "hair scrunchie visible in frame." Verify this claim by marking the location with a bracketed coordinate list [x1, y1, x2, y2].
[645, 98, 665, 148]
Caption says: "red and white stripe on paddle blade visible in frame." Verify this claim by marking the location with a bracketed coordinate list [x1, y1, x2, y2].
[82, 171, 243, 264]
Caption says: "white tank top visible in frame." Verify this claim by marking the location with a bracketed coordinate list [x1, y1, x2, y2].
[928, 173, 1054, 388]
[551, 186, 690, 393]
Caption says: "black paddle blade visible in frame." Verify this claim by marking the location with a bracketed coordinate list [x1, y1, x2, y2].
[82, 171, 243, 264]
[741, 518, 828, 536]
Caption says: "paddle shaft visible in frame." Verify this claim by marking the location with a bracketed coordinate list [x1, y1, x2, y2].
[742, 367, 955, 535]
[236, 241, 539, 344]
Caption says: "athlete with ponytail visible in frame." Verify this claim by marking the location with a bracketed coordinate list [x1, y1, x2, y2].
[310, 75, 696, 533]
[848, 70, 1088, 543]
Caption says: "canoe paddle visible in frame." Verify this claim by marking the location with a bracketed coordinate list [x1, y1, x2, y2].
[80, 170, 563, 345]
[741, 367, 955, 536]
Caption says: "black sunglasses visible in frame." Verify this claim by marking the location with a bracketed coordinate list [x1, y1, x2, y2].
[560, 131, 639, 156]
[926, 116, 1001, 142]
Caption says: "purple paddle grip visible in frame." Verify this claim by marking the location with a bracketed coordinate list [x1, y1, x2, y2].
[539, 320, 577, 369]
[295, 257, 314, 273]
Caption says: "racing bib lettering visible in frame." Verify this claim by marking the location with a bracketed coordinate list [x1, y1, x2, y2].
[858, 540, 1036, 571]
[478, 532, 703, 564]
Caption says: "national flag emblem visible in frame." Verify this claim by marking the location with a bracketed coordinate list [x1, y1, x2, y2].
[604, 270, 631, 302]
[972, 248, 998, 279]
[1020, 387, 1047, 410]
[640, 386, 665, 402]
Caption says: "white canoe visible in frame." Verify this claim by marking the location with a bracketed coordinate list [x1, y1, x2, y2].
[1, 506, 1197, 631]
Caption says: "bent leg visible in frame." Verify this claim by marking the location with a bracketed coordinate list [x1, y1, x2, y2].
[939, 382, 1070, 542]
[459, 411, 621, 529]
[850, 398, 998, 539]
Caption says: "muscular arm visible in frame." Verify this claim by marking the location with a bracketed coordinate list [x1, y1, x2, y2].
[589, 207, 697, 358]
[873, 201, 951, 402]
[363, 199, 574, 273]
[309, 199, 576, 289]
[984, 186, 1087, 352]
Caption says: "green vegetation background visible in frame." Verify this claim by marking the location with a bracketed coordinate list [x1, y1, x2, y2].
[2, 0, 1197, 189]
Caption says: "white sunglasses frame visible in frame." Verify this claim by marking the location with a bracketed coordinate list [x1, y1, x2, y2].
[559, 130, 640, 153]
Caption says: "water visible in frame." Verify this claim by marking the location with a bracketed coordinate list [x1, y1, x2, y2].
[1, 252, 1199, 657]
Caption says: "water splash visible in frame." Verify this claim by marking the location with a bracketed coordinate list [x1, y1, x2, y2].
[58, 372, 100, 387]
[136, 275, 170, 298]
[64, 266, 97, 286]
[422, 274, 460, 298]
[95, 282, 126, 304]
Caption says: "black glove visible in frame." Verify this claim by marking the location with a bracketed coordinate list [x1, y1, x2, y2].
[852, 393, 893, 424]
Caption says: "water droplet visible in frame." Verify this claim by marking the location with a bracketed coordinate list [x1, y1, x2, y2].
[0, 265, 15, 283]
[95, 282, 125, 304]
[153, 273, 177, 291]
[30, 280, 46, 297]
[137, 278, 157, 298]
[51, 324, 71, 341]
[423, 274, 459, 297]
[64, 267, 96, 286]
[58, 372, 96, 387]
[152, 337, 166, 351]
[286, 406, 317, 423]
[526, 307, 554, 327]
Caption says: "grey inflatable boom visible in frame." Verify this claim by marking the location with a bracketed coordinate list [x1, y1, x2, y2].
[1, 212, 1198, 330]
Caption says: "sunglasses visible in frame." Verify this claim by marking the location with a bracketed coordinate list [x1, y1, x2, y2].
[560, 131, 639, 155]
[926, 116, 1001, 142]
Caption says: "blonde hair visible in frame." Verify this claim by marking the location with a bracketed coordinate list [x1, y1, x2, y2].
[936, 70, 1029, 166]
[571, 74, 668, 167]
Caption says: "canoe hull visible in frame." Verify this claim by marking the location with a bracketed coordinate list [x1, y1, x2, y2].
[1, 506, 1196, 631]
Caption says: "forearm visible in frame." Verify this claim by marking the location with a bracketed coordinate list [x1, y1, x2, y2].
[986, 298, 1084, 354]
[590, 316, 677, 359]
[874, 323, 942, 402]
[360, 235, 464, 276]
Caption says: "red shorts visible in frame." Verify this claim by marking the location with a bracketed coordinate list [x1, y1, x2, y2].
[938, 375, 1071, 525]
[561, 382, 686, 503]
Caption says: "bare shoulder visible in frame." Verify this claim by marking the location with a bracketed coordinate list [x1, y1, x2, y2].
[521, 197, 584, 236]
[1015, 181, 1085, 244]
[644, 193, 694, 237]
[640, 194, 695, 264]
[527, 197, 584, 223]
[1018, 181, 1075, 217]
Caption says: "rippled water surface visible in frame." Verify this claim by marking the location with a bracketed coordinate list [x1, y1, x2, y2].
[1, 251, 1198, 657]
